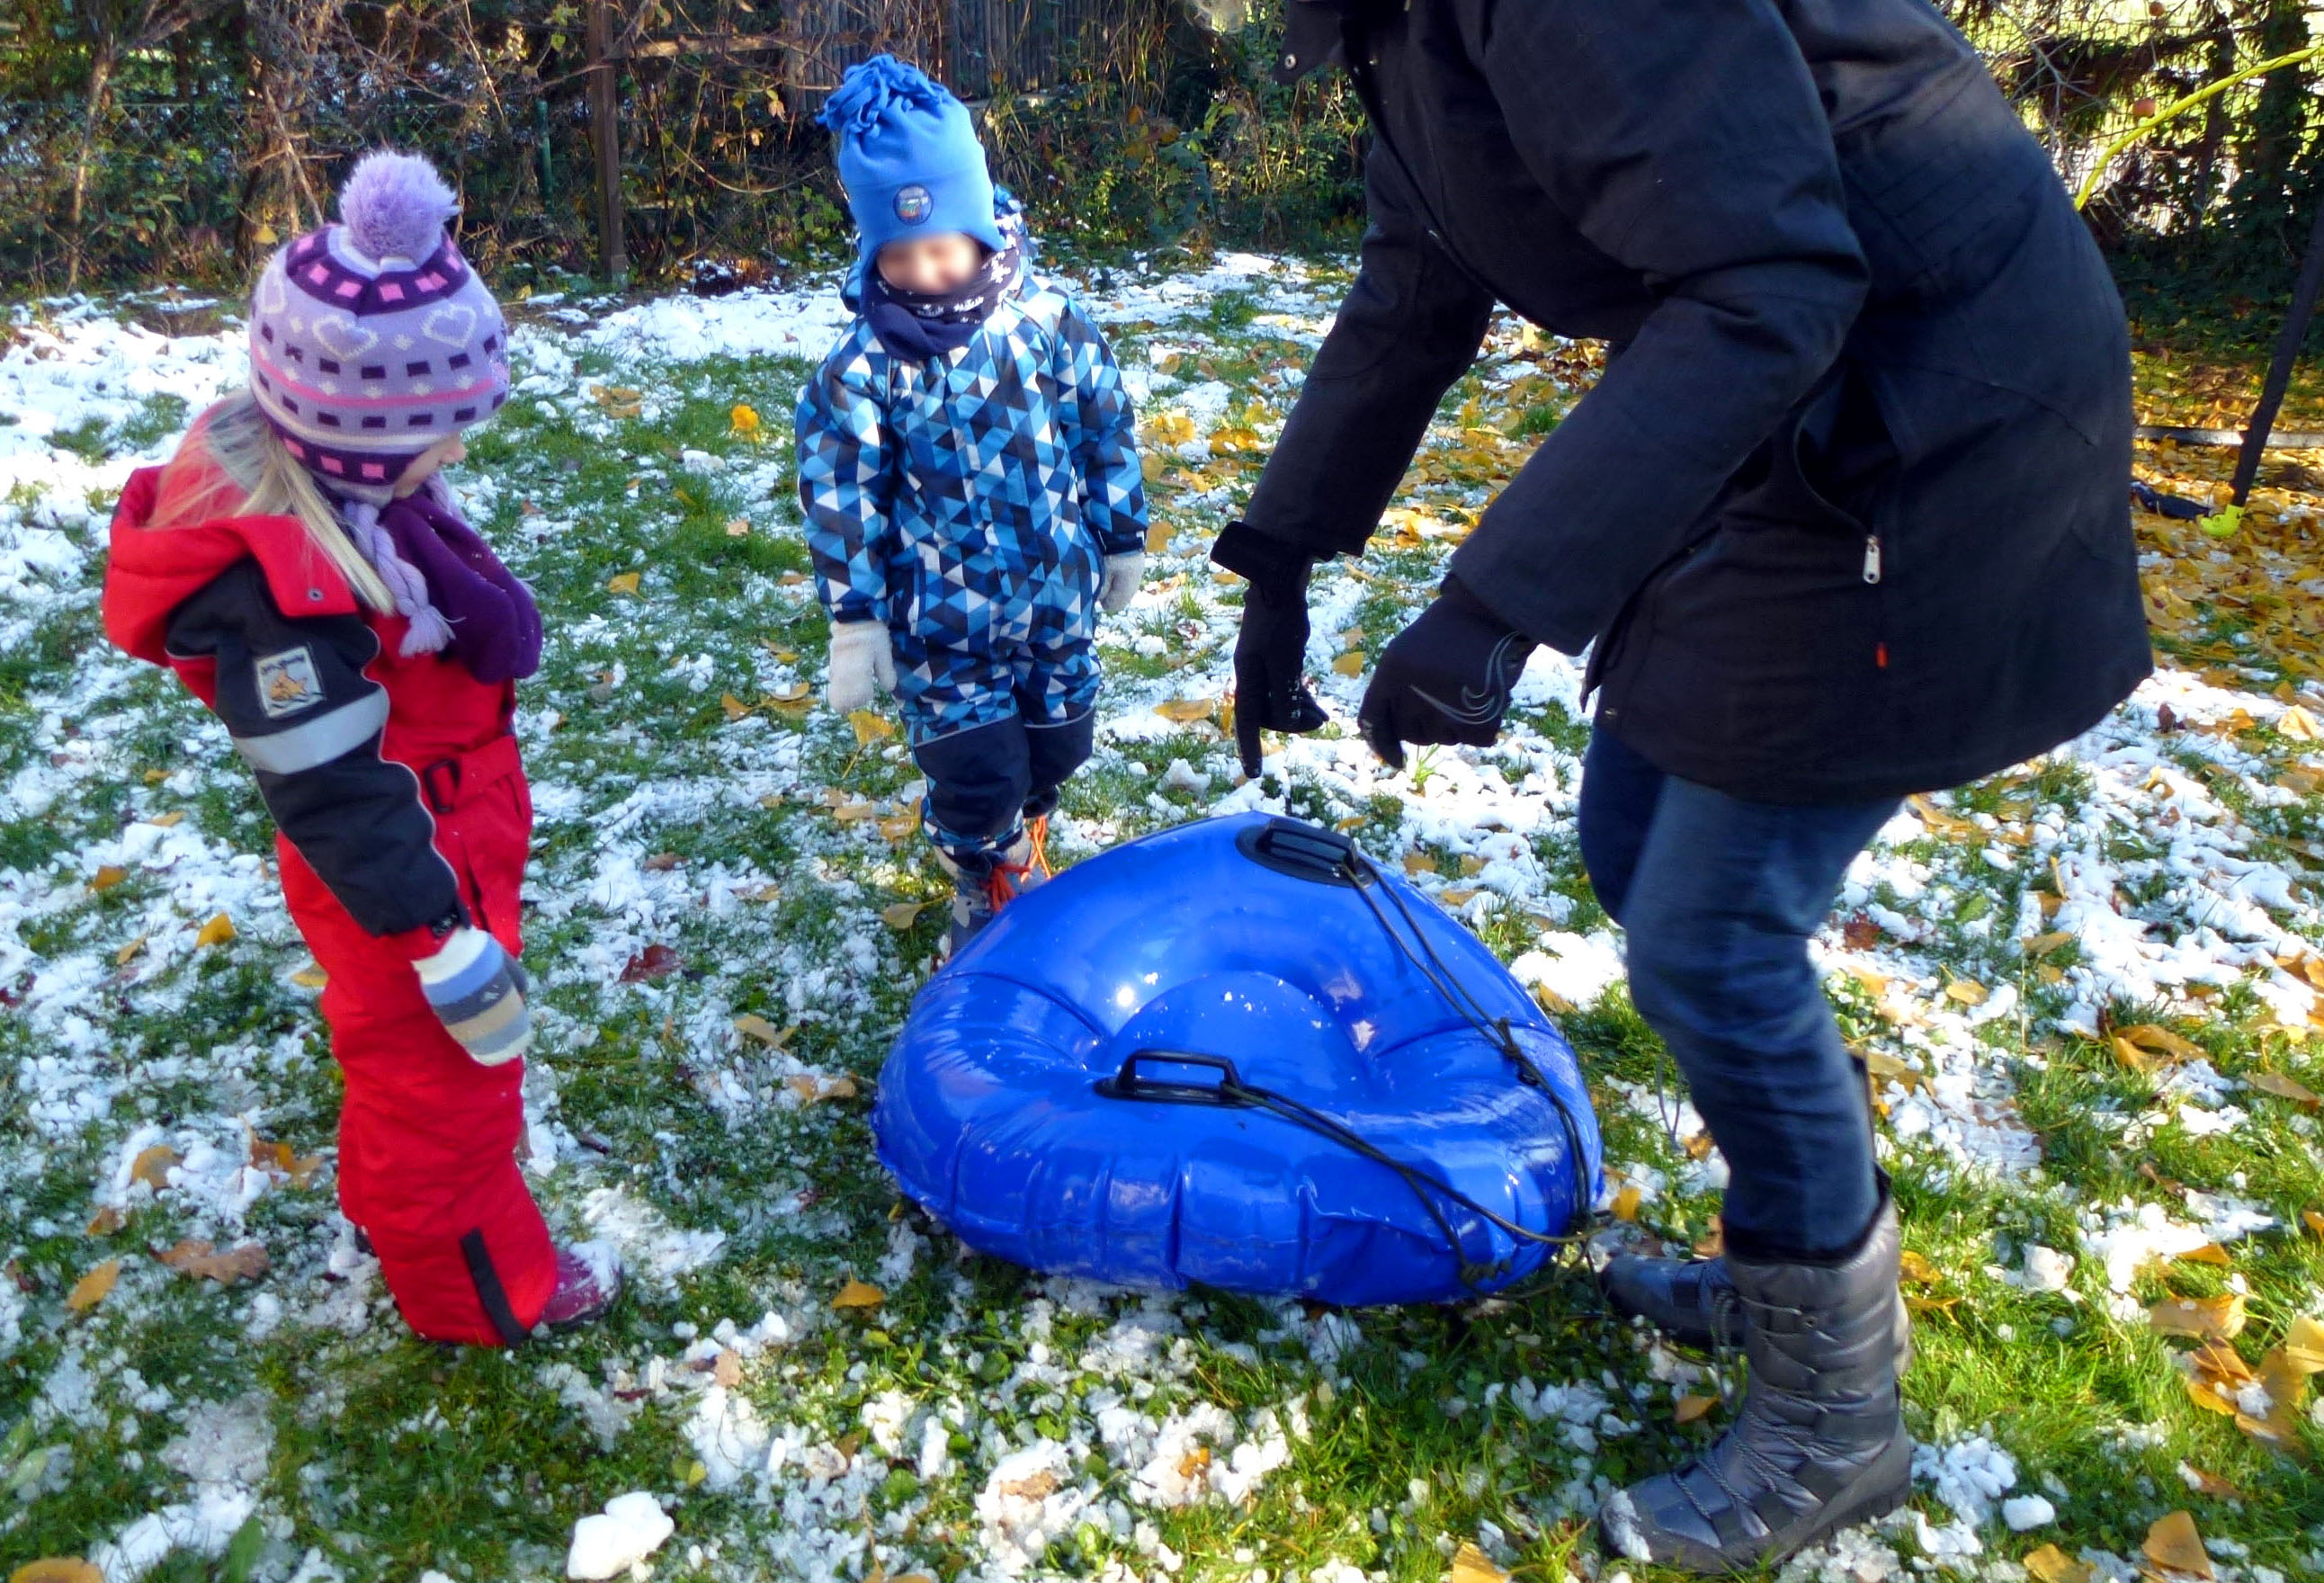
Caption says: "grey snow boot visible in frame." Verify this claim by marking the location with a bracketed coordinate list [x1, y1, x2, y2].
[934, 830, 1045, 958]
[1597, 1190, 1912, 1573]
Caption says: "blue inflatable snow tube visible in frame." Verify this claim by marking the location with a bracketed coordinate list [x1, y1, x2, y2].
[873, 813, 1604, 1305]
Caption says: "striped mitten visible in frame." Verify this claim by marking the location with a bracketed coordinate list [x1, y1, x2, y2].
[413, 927, 532, 1066]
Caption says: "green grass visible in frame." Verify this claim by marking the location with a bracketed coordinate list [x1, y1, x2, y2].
[3, 266, 2323, 1581]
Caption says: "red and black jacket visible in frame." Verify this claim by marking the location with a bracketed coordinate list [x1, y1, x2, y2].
[103, 457, 516, 958]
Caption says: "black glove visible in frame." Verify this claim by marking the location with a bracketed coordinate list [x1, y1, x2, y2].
[1357, 577, 1534, 770]
[1212, 521, 1328, 777]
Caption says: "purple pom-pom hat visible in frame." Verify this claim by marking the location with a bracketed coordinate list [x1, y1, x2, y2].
[246, 150, 512, 504]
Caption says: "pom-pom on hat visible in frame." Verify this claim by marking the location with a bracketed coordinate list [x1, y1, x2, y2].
[819, 56, 1004, 263]
[246, 149, 511, 504]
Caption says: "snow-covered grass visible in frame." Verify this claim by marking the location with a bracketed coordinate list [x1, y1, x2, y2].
[3, 259, 2322, 1583]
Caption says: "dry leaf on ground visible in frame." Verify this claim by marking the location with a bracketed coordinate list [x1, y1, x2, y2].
[1448, 1543, 1507, 1583]
[66, 1259, 121, 1312]
[733, 1015, 792, 1048]
[2023, 1543, 2093, 1583]
[832, 1278, 884, 1310]
[2151, 1292, 2248, 1341]
[156, 1239, 268, 1284]
[2143, 1511, 2213, 1579]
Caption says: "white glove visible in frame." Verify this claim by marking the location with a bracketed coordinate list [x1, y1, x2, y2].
[827, 618, 898, 712]
[1099, 551, 1146, 614]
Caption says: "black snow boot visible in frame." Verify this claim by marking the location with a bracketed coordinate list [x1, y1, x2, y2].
[1596, 1189, 1912, 1573]
[1604, 1186, 1912, 1374]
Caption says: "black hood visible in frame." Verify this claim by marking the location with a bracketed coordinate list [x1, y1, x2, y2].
[1274, 0, 1347, 85]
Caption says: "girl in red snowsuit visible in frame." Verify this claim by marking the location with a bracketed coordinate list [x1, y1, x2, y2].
[102, 152, 616, 1346]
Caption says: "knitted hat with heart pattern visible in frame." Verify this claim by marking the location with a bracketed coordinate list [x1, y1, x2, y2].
[246, 150, 511, 504]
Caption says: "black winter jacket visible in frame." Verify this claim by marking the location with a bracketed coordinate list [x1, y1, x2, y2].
[1243, 0, 2151, 802]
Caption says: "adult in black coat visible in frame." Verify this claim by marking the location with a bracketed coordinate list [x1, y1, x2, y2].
[1211, 0, 2150, 1570]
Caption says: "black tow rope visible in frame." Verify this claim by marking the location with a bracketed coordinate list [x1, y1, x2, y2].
[1097, 836, 1598, 1292]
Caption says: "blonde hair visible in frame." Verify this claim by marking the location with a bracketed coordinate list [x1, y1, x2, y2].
[153, 389, 398, 614]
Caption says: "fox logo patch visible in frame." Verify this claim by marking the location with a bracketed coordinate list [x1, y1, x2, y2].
[255, 646, 324, 719]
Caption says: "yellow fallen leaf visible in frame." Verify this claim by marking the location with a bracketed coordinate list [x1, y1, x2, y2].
[156, 1238, 269, 1284]
[786, 1073, 859, 1105]
[130, 1145, 179, 1190]
[1610, 1184, 1643, 1222]
[2172, 1242, 2233, 1268]
[2113, 1035, 2159, 1074]
[828, 801, 878, 823]
[2184, 1375, 2239, 1415]
[1864, 1049, 1927, 1095]
[2181, 1464, 2247, 1500]
[2151, 1292, 2247, 1341]
[247, 1131, 325, 1186]
[11, 1560, 104, 1583]
[1208, 424, 1264, 455]
[115, 934, 147, 966]
[607, 570, 642, 596]
[849, 709, 897, 746]
[1673, 1393, 1718, 1425]
[290, 963, 327, 990]
[1403, 852, 1437, 876]
[832, 1278, 884, 1310]
[2307, 1208, 2324, 1239]
[2024, 930, 2075, 957]
[2278, 704, 2320, 741]
[2144, 1511, 2213, 1578]
[2279, 1314, 2324, 1374]
[1907, 793, 1980, 839]
[1143, 410, 1194, 447]
[2248, 1070, 2320, 1108]
[2118, 1023, 2206, 1063]
[733, 1015, 792, 1048]
[880, 901, 927, 930]
[1448, 1543, 1507, 1583]
[193, 913, 235, 948]
[1332, 650, 1367, 676]
[1898, 1249, 1938, 1286]
[725, 517, 752, 538]
[2023, 1543, 2093, 1583]
[1154, 698, 1214, 724]
[1144, 521, 1173, 553]
[1904, 1292, 1960, 1315]
[90, 865, 128, 892]
[877, 810, 921, 844]
[66, 1259, 121, 1313]
[1944, 979, 1989, 1006]
[721, 692, 751, 721]
[146, 809, 185, 828]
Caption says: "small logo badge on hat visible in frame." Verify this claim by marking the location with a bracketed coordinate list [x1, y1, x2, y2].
[894, 184, 934, 224]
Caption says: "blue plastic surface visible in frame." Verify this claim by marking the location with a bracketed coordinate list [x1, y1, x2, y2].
[872, 813, 1604, 1305]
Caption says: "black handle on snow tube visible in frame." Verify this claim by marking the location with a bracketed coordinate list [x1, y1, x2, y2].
[1095, 1050, 1255, 1107]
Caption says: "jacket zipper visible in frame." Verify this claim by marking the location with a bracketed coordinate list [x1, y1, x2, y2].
[1862, 534, 1882, 585]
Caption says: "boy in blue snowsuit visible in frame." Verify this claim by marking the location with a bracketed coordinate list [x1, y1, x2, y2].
[797, 56, 1149, 952]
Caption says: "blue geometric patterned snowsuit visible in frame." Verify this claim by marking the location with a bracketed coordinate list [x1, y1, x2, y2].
[796, 271, 1147, 860]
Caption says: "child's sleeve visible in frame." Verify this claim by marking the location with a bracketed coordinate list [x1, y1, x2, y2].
[795, 353, 898, 624]
[164, 560, 466, 956]
[1053, 300, 1149, 558]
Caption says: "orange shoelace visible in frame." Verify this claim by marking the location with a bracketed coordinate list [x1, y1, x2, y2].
[982, 818, 1051, 911]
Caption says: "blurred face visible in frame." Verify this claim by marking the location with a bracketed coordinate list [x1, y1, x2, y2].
[876, 232, 985, 295]
[393, 434, 467, 497]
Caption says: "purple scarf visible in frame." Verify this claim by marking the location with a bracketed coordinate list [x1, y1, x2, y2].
[340, 483, 541, 684]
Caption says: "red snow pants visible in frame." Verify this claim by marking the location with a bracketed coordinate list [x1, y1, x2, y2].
[278, 733, 556, 1346]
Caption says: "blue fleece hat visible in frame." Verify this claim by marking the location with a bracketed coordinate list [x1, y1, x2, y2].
[819, 56, 1005, 261]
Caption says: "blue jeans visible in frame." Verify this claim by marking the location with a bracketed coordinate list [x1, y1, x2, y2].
[1578, 729, 1898, 1262]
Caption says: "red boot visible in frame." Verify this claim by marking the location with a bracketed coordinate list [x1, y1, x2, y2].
[539, 1247, 621, 1328]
